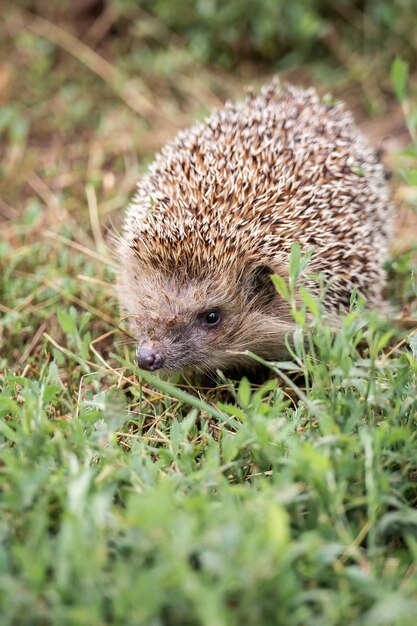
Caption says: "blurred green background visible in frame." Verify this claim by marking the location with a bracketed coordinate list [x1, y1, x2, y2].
[2, 0, 416, 214]
[14, 0, 417, 69]
[1, 0, 416, 208]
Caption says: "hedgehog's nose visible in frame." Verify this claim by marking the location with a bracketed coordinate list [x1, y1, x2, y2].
[136, 346, 164, 371]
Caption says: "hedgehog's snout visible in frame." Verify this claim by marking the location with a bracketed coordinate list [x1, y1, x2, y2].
[136, 345, 164, 371]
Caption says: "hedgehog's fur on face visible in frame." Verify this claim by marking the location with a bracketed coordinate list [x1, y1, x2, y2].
[118, 248, 295, 374]
[117, 80, 393, 376]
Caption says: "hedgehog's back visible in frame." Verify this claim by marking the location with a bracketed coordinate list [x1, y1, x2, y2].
[124, 81, 393, 311]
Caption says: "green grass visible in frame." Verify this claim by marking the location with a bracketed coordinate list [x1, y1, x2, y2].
[2, 282, 417, 625]
[2, 2, 417, 625]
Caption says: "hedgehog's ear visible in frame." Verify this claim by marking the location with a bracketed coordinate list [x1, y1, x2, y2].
[246, 264, 277, 304]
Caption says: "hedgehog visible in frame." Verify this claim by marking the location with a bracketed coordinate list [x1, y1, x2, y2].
[117, 80, 394, 377]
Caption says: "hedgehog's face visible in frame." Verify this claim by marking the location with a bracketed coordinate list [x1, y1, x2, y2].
[118, 258, 295, 377]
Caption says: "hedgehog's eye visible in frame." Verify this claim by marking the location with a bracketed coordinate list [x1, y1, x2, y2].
[201, 310, 221, 326]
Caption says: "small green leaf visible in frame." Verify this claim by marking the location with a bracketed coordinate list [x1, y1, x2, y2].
[391, 57, 409, 103]
[217, 402, 248, 423]
[271, 274, 289, 301]
[299, 287, 320, 317]
[221, 433, 240, 463]
[350, 165, 366, 177]
[0, 416, 19, 441]
[237, 377, 251, 408]
[170, 419, 181, 454]
[0, 396, 20, 419]
[289, 242, 302, 285]
[375, 330, 395, 354]
[57, 309, 77, 335]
